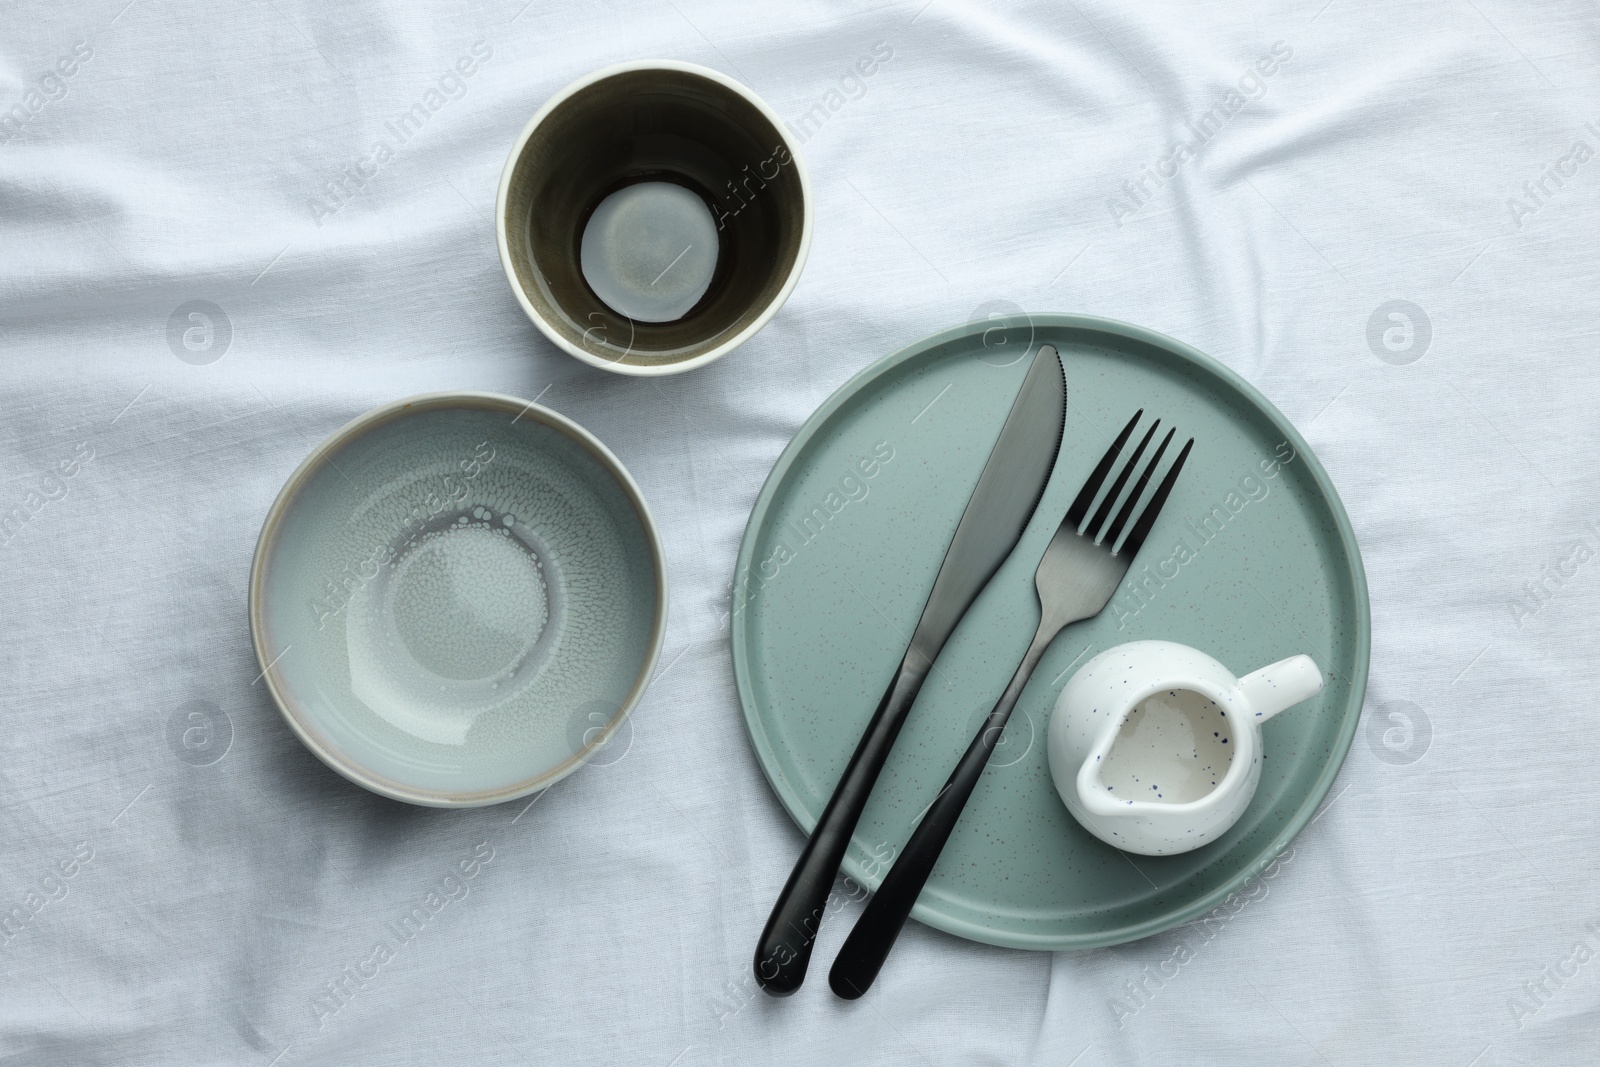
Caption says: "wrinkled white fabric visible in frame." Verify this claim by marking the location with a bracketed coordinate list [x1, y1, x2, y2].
[1, 0, 1596, 1063]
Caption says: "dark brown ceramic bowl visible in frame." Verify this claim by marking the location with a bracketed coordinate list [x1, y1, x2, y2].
[496, 61, 812, 376]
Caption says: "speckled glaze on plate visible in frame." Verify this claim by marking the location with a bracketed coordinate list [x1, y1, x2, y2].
[730, 315, 1368, 950]
[251, 393, 667, 807]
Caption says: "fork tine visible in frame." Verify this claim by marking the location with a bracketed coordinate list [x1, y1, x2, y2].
[1105, 427, 1175, 547]
[1116, 437, 1194, 559]
[1087, 420, 1159, 540]
[1064, 410, 1142, 527]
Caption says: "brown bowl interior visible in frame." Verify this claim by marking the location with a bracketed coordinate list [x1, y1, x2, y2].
[503, 68, 806, 369]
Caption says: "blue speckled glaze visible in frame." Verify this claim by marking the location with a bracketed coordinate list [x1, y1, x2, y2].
[730, 315, 1369, 950]
[251, 393, 667, 807]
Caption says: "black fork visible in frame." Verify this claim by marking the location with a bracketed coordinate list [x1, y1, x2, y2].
[829, 411, 1193, 998]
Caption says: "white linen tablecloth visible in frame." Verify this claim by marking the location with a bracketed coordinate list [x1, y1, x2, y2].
[2, 0, 1597, 1063]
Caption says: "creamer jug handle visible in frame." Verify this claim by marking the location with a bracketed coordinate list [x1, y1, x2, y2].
[1237, 655, 1323, 721]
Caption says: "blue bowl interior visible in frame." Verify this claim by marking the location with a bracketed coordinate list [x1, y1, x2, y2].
[256, 401, 661, 803]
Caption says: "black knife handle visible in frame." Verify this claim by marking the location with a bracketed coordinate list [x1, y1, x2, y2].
[829, 626, 1052, 999]
[754, 660, 928, 996]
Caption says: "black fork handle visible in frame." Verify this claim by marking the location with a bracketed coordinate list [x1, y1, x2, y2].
[829, 622, 1054, 999]
[754, 662, 927, 996]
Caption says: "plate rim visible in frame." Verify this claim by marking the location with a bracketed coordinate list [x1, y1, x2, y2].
[730, 313, 1370, 950]
[249, 391, 670, 808]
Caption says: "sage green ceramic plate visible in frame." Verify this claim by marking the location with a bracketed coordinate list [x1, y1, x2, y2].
[731, 314, 1368, 950]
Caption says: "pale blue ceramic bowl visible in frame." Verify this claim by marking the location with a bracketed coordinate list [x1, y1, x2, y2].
[250, 393, 667, 806]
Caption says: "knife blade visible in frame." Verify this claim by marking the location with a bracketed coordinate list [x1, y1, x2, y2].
[754, 342, 1066, 996]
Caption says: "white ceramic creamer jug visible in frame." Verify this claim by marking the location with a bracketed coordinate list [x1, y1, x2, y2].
[1047, 640, 1323, 856]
